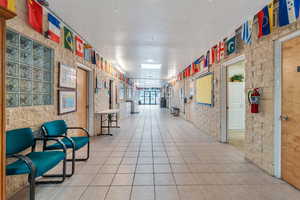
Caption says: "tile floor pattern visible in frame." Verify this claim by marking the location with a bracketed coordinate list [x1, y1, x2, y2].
[9, 106, 300, 200]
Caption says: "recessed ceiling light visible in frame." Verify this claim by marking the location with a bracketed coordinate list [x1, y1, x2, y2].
[141, 64, 161, 69]
[146, 59, 154, 63]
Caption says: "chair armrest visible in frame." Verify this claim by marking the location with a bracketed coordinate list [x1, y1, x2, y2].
[7, 154, 36, 177]
[67, 127, 90, 137]
[35, 138, 67, 153]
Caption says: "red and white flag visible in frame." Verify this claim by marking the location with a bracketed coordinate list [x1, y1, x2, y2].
[217, 41, 225, 63]
[47, 13, 61, 43]
[75, 36, 84, 57]
[210, 45, 217, 65]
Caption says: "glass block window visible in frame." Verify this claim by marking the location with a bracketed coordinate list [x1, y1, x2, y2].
[6, 29, 54, 107]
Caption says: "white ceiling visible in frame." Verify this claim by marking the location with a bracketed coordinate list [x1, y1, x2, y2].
[48, 0, 270, 84]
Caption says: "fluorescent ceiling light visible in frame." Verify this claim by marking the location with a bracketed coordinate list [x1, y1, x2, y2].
[141, 64, 162, 69]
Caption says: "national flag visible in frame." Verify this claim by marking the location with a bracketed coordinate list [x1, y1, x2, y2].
[75, 36, 84, 57]
[0, 0, 15, 12]
[64, 26, 74, 51]
[257, 6, 271, 38]
[193, 58, 201, 74]
[204, 51, 210, 67]
[279, 0, 300, 27]
[268, 2, 275, 32]
[226, 36, 236, 55]
[210, 46, 217, 65]
[47, 13, 61, 43]
[27, 0, 43, 34]
[242, 19, 253, 44]
[91, 50, 96, 64]
[0, 0, 16, 12]
[84, 44, 91, 62]
[217, 40, 225, 63]
[186, 66, 191, 77]
[199, 55, 205, 72]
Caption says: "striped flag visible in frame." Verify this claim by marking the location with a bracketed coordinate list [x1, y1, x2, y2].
[279, 0, 300, 27]
[241, 19, 253, 44]
[47, 13, 61, 43]
[28, 0, 43, 34]
[210, 45, 217, 65]
[217, 40, 225, 63]
[0, 0, 16, 12]
[75, 36, 84, 57]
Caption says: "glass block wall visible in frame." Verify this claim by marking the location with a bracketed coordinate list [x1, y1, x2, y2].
[6, 29, 54, 107]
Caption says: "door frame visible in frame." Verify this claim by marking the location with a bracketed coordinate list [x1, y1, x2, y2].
[0, 7, 16, 200]
[220, 55, 245, 143]
[274, 30, 300, 178]
[77, 63, 94, 136]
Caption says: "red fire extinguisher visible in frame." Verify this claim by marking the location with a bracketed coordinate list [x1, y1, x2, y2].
[248, 88, 260, 113]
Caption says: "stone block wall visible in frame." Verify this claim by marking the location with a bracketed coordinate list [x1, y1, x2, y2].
[5, 0, 132, 197]
[170, 20, 300, 176]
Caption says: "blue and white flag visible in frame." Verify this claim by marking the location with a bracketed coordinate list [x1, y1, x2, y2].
[279, 0, 300, 27]
[241, 19, 253, 44]
[47, 13, 61, 43]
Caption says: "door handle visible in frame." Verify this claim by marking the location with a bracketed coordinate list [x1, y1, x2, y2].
[280, 115, 289, 121]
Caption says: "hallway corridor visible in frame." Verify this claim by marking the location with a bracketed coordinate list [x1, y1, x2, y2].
[10, 106, 300, 200]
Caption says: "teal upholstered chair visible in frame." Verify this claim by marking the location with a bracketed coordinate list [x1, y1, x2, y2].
[41, 120, 90, 176]
[6, 128, 67, 200]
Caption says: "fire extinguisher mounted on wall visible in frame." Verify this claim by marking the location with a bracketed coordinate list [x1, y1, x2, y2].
[248, 88, 261, 113]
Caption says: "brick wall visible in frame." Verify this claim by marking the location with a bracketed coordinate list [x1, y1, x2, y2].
[5, 0, 132, 197]
[169, 20, 300, 176]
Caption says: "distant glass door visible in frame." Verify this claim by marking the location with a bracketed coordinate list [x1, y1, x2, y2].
[139, 88, 161, 105]
[144, 91, 150, 104]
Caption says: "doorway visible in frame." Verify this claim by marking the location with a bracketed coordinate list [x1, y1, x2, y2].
[109, 80, 113, 109]
[280, 35, 300, 189]
[139, 88, 160, 105]
[220, 56, 246, 151]
[76, 68, 88, 135]
[227, 61, 246, 151]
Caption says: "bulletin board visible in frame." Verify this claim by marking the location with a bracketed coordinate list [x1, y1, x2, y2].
[195, 73, 213, 106]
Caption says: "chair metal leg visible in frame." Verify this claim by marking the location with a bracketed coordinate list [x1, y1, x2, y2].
[40, 157, 67, 183]
[28, 173, 36, 200]
[66, 143, 90, 162]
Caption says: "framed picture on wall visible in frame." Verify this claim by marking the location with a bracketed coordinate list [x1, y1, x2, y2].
[59, 63, 77, 89]
[58, 90, 77, 115]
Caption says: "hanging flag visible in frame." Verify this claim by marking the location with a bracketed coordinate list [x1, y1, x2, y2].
[242, 19, 253, 44]
[186, 66, 191, 77]
[91, 50, 96, 64]
[226, 36, 236, 55]
[268, 1, 275, 32]
[204, 50, 210, 67]
[47, 13, 61, 43]
[217, 40, 225, 63]
[0, 0, 16, 12]
[75, 36, 84, 57]
[27, 0, 43, 34]
[64, 26, 74, 51]
[279, 0, 300, 27]
[84, 44, 91, 62]
[194, 58, 201, 73]
[258, 6, 271, 38]
[210, 46, 217, 65]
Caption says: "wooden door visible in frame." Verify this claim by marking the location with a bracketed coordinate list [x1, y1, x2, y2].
[0, 6, 16, 200]
[76, 68, 88, 135]
[281, 36, 300, 189]
[0, 16, 6, 200]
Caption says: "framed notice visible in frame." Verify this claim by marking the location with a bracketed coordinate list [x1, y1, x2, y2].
[58, 90, 77, 115]
[59, 63, 77, 89]
[195, 72, 214, 106]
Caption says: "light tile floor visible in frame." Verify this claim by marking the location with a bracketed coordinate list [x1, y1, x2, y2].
[9, 106, 300, 200]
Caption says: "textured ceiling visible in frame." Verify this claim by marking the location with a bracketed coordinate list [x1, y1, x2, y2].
[48, 0, 270, 83]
